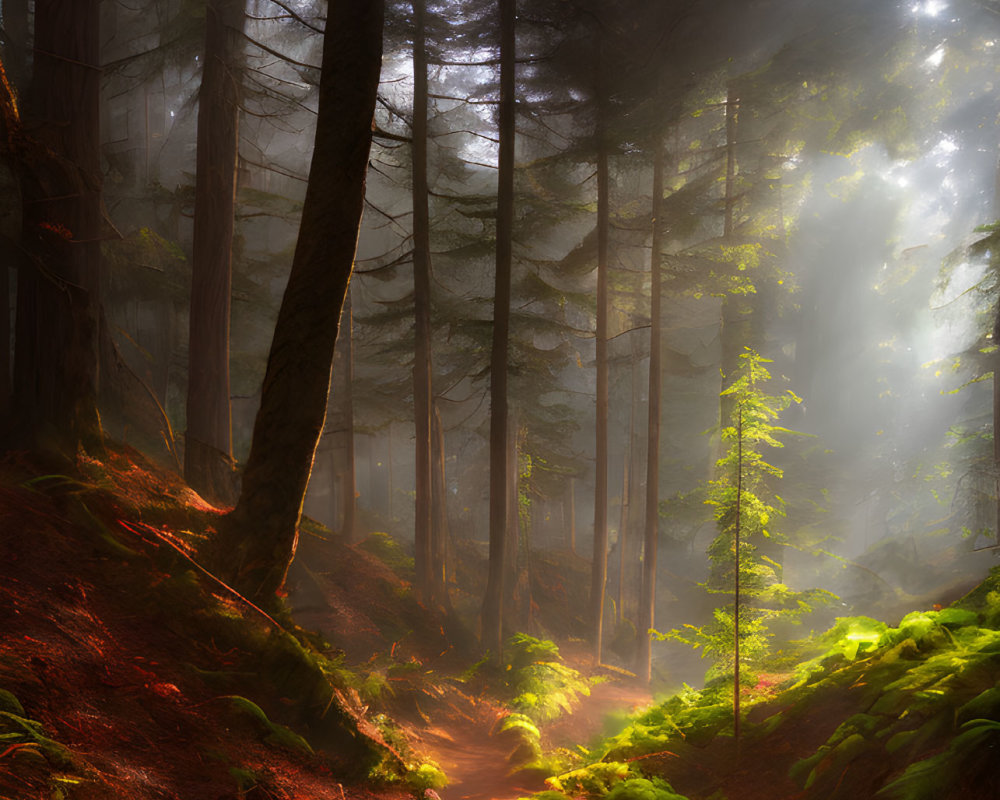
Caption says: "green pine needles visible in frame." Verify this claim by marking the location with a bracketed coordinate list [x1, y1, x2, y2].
[661, 349, 834, 725]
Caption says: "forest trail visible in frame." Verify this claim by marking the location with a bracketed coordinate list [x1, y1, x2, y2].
[410, 673, 652, 800]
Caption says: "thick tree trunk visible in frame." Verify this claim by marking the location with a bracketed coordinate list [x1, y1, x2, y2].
[481, 0, 515, 659]
[2, 0, 28, 91]
[590, 104, 610, 665]
[204, 0, 384, 604]
[412, 0, 435, 602]
[637, 140, 665, 682]
[0, 0, 27, 414]
[185, 0, 245, 504]
[11, 0, 102, 451]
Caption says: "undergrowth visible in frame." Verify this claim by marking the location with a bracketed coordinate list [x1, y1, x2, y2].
[476, 633, 593, 779]
[528, 566, 1000, 799]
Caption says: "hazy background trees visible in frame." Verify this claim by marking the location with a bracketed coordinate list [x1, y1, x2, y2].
[2, 0, 999, 679]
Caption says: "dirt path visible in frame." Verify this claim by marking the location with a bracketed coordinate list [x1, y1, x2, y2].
[412, 677, 653, 800]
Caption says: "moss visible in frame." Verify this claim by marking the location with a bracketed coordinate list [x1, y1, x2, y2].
[405, 761, 448, 792]
[0, 710, 77, 769]
[547, 761, 633, 795]
[956, 686, 1000, 725]
[228, 766, 258, 792]
[359, 532, 415, 577]
[0, 688, 26, 715]
[217, 696, 314, 755]
[605, 777, 688, 800]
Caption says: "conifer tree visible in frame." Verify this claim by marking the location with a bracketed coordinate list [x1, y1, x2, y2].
[185, 0, 246, 504]
[10, 0, 103, 450]
[482, 0, 515, 658]
[203, 0, 384, 604]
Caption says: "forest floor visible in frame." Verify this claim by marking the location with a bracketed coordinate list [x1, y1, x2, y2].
[397, 669, 652, 800]
[8, 444, 992, 800]
[0, 445, 652, 800]
[0, 447, 414, 800]
[287, 521, 654, 800]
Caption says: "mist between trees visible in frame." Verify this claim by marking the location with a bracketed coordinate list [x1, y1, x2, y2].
[4, 0, 1000, 682]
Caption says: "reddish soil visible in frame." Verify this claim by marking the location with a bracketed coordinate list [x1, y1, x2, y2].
[390, 668, 652, 800]
[0, 448, 410, 800]
[0, 447, 661, 800]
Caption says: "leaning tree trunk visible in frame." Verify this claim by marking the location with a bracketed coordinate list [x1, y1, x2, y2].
[481, 0, 515, 659]
[203, 0, 384, 604]
[11, 0, 102, 451]
[185, 0, 245, 504]
[637, 138, 665, 683]
[411, 0, 435, 602]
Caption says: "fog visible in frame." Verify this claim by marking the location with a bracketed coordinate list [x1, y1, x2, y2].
[73, 0, 1000, 688]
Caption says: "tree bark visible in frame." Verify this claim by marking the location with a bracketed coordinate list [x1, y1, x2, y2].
[2, 0, 28, 91]
[568, 476, 576, 554]
[719, 87, 743, 424]
[185, 0, 245, 504]
[637, 138, 664, 683]
[204, 0, 384, 604]
[412, 0, 435, 602]
[481, 0, 515, 659]
[590, 90, 610, 666]
[0, 0, 27, 415]
[431, 402, 450, 597]
[11, 0, 102, 451]
[340, 288, 358, 542]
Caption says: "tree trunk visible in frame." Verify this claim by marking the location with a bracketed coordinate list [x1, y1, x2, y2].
[734, 406, 744, 753]
[617, 444, 629, 627]
[204, 0, 384, 605]
[340, 289, 358, 542]
[568, 477, 576, 554]
[2, 0, 28, 91]
[412, 0, 434, 602]
[481, 0, 515, 659]
[637, 138, 664, 683]
[994, 153, 1000, 547]
[504, 414, 520, 626]
[590, 93, 610, 666]
[185, 0, 245, 504]
[719, 87, 743, 424]
[11, 0, 102, 451]
[431, 402, 450, 598]
[0, 0, 27, 415]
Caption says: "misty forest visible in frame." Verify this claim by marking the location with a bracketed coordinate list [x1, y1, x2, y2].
[6, 0, 1000, 798]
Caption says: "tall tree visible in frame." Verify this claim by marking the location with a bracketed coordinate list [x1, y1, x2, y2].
[185, 0, 246, 504]
[481, 0, 515, 658]
[411, 0, 435, 601]
[637, 139, 664, 683]
[590, 45, 610, 665]
[11, 0, 102, 449]
[340, 289, 358, 542]
[0, 0, 27, 91]
[203, 0, 384, 604]
[0, 0, 27, 414]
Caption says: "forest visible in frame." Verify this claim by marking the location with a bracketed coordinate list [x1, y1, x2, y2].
[3, 0, 1000, 798]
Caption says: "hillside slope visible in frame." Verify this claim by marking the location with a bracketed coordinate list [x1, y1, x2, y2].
[0, 447, 415, 800]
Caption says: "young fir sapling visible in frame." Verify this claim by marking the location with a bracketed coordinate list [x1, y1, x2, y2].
[659, 349, 834, 740]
